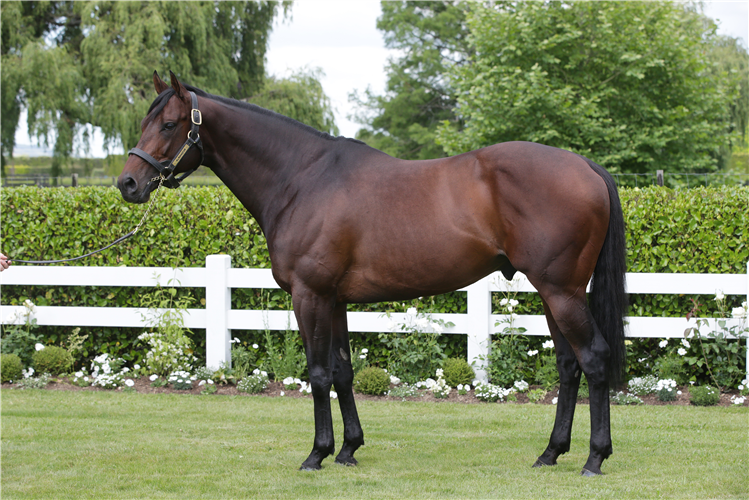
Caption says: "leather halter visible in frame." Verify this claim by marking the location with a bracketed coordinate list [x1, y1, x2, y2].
[128, 91, 203, 189]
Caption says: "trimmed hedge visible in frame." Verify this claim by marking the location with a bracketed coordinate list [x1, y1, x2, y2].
[1, 185, 747, 369]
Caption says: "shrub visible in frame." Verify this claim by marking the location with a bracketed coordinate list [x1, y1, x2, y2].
[18, 372, 51, 389]
[611, 391, 644, 405]
[169, 371, 195, 390]
[628, 375, 659, 396]
[353, 367, 390, 395]
[237, 369, 270, 394]
[32, 345, 73, 375]
[656, 379, 678, 402]
[690, 385, 720, 406]
[474, 382, 515, 402]
[527, 388, 547, 403]
[441, 357, 475, 387]
[1, 353, 24, 383]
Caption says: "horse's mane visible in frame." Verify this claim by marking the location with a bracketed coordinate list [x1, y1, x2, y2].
[146, 83, 364, 145]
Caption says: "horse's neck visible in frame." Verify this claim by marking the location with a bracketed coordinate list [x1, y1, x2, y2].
[201, 99, 332, 234]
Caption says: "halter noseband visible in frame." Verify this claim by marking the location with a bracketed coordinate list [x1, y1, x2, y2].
[128, 91, 203, 189]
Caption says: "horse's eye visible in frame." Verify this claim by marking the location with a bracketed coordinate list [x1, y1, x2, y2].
[163, 122, 176, 131]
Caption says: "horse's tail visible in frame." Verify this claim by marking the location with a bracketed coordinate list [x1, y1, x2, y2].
[586, 160, 628, 388]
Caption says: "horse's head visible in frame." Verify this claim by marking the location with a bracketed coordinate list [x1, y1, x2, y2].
[118, 71, 203, 203]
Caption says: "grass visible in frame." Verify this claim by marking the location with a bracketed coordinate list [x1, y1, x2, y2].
[1, 390, 747, 499]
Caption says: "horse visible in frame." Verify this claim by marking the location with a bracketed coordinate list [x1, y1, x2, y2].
[118, 71, 627, 476]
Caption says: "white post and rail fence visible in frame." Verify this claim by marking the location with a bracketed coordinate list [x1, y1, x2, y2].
[2, 255, 747, 382]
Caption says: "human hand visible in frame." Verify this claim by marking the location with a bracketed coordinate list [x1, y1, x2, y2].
[0, 253, 10, 272]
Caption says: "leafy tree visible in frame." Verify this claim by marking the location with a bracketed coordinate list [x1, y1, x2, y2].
[247, 69, 339, 136]
[1, 1, 290, 175]
[351, 1, 470, 160]
[436, 1, 744, 174]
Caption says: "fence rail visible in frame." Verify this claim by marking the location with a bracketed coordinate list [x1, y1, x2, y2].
[1, 256, 747, 381]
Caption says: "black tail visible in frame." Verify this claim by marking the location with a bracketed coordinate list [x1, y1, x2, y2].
[586, 160, 628, 388]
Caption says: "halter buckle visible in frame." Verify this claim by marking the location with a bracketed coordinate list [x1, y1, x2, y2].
[191, 108, 202, 126]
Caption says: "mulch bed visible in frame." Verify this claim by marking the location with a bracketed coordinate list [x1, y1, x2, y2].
[2, 377, 746, 407]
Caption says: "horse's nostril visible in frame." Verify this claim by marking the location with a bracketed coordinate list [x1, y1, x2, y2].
[119, 175, 138, 195]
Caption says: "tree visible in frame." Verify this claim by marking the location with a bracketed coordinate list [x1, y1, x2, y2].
[351, 1, 470, 160]
[436, 1, 744, 174]
[247, 68, 339, 136]
[1, 1, 290, 174]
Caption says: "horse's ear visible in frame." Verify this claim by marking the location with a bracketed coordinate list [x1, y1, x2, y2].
[153, 71, 169, 95]
[169, 70, 188, 100]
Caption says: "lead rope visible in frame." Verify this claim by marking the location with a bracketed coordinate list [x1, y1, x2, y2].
[8, 175, 165, 265]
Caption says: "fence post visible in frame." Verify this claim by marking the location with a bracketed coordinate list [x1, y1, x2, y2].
[467, 276, 492, 382]
[206, 254, 232, 370]
[656, 170, 664, 186]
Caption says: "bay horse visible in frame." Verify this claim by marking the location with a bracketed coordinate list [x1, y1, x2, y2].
[118, 72, 627, 476]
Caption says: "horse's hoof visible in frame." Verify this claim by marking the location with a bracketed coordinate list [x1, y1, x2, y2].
[299, 462, 322, 472]
[335, 456, 358, 467]
[532, 458, 555, 468]
[581, 468, 602, 477]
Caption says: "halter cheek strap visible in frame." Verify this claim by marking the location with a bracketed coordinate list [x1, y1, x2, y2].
[128, 91, 204, 189]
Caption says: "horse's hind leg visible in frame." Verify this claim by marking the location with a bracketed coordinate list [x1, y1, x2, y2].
[539, 288, 613, 476]
[330, 303, 364, 465]
[533, 300, 582, 468]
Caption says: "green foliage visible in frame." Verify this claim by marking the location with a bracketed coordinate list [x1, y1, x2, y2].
[1, 1, 290, 164]
[378, 310, 450, 384]
[32, 346, 73, 376]
[527, 388, 547, 404]
[248, 68, 338, 135]
[263, 327, 306, 382]
[352, 1, 468, 159]
[237, 369, 269, 394]
[611, 391, 644, 406]
[230, 343, 256, 381]
[689, 385, 720, 406]
[441, 357, 475, 388]
[1, 353, 23, 383]
[18, 372, 51, 389]
[353, 366, 391, 396]
[437, 2, 741, 174]
[484, 334, 530, 388]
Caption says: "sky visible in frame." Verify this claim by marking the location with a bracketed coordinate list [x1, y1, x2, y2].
[13, 0, 749, 158]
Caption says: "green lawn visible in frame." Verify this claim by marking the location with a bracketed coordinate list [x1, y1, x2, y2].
[1, 390, 747, 499]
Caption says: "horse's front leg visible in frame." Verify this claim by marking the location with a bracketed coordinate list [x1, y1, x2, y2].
[330, 302, 364, 465]
[292, 288, 336, 470]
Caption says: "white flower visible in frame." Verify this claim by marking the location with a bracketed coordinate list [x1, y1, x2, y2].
[149, 374, 158, 381]
[253, 369, 260, 375]
[681, 339, 690, 348]
[134, 364, 140, 370]
[714, 290, 725, 301]
[659, 340, 668, 348]
[552, 397, 558, 405]
[231, 337, 241, 344]
[360, 354, 366, 359]
[732, 306, 747, 319]
[509, 299, 519, 307]
[252, 344, 259, 349]
[678, 348, 687, 356]
[35, 343, 45, 351]
[677, 391, 682, 395]
[500, 298, 509, 306]
[83, 376, 89, 382]
[731, 396, 745, 405]
[280, 391, 285, 396]
[436, 369, 444, 378]
[122, 367, 129, 373]
[199, 380, 206, 386]
[406, 307, 417, 316]
[431, 322, 444, 334]
[75, 371, 83, 378]
[207, 379, 214, 385]
[330, 391, 338, 399]
[527, 350, 538, 356]
[542, 340, 554, 349]
[514, 380, 529, 391]
[390, 375, 401, 385]
[294, 378, 302, 385]
[361, 348, 369, 354]
[415, 317, 429, 329]
[283, 377, 295, 386]
[125, 379, 135, 387]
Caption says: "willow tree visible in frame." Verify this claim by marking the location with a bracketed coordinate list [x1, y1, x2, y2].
[436, 1, 745, 174]
[1, 1, 290, 174]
